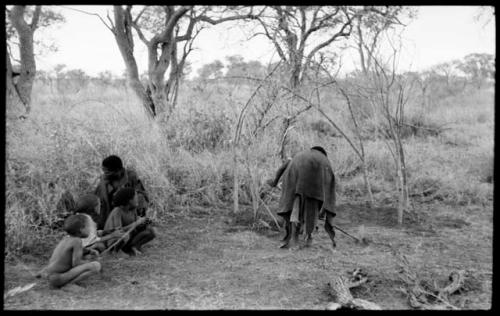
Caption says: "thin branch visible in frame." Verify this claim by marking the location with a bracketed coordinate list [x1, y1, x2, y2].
[30, 6, 41, 30]
[131, 19, 149, 44]
[304, 14, 353, 68]
[133, 6, 147, 24]
[151, 6, 191, 45]
[60, 5, 115, 33]
[255, 17, 288, 62]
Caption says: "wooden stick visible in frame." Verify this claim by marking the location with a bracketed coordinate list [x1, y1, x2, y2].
[100, 219, 144, 256]
[333, 224, 364, 243]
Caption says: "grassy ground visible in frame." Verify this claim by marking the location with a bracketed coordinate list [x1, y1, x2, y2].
[4, 81, 493, 309]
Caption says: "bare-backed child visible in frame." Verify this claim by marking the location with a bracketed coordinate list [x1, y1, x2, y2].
[35, 214, 101, 288]
[74, 194, 124, 258]
[104, 187, 156, 256]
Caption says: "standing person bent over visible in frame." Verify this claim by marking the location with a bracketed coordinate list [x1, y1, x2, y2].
[267, 146, 337, 249]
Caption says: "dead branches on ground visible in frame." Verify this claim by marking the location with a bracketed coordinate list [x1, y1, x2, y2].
[326, 269, 382, 310]
[395, 249, 469, 310]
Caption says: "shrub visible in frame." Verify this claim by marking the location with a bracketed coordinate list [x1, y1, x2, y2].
[166, 110, 232, 153]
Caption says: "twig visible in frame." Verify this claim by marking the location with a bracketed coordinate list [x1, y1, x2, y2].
[258, 195, 282, 230]
[60, 6, 115, 33]
[100, 219, 143, 255]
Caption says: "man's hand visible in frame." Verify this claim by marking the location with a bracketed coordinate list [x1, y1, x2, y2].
[265, 178, 276, 188]
[86, 249, 100, 259]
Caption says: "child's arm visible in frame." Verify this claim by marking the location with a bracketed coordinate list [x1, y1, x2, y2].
[122, 217, 146, 231]
[72, 238, 92, 266]
[98, 230, 124, 242]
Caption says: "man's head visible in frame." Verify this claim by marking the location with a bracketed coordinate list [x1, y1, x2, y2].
[63, 214, 92, 238]
[75, 194, 101, 215]
[102, 155, 125, 181]
[311, 146, 327, 157]
[112, 187, 137, 209]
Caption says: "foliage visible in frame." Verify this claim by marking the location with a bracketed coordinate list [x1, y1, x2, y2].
[6, 6, 65, 59]
[197, 60, 225, 80]
[456, 53, 495, 89]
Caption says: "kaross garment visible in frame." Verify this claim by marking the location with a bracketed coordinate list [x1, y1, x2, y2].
[277, 149, 336, 235]
[94, 168, 149, 229]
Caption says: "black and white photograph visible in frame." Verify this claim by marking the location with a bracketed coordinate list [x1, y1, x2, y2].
[4, 5, 494, 310]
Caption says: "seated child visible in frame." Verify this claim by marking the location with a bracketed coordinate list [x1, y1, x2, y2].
[103, 187, 156, 256]
[35, 214, 102, 288]
[74, 194, 123, 257]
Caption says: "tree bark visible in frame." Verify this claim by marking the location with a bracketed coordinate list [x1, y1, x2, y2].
[113, 6, 156, 119]
[9, 5, 39, 116]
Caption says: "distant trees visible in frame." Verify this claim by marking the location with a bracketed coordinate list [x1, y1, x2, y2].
[456, 53, 495, 90]
[225, 55, 266, 82]
[197, 60, 224, 80]
[6, 5, 65, 116]
[352, 7, 416, 75]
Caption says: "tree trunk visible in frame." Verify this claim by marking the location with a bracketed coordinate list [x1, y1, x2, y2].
[9, 5, 38, 116]
[232, 144, 239, 214]
[6, 49, 16, 106]
[278, 116, 293, 161]
[394, 136, 409, 225]
[361, 159, 374, 207]
[279, 63, 301, 160]
[113, 6, 156, 119]
[128, 76, 156, 118]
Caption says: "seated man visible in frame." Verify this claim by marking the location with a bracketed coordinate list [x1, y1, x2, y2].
[35, 214, 101, 288]
[103, 187, 156, 256]
[94, 155, 150, 230]
[267, 146, 337, 249]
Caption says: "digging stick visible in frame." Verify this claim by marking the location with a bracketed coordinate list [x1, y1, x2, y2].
[100, 218, 145, 256]
[332, 224, 369, 245]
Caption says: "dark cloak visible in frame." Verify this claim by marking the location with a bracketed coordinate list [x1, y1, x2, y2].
[277, 149, 336, 216]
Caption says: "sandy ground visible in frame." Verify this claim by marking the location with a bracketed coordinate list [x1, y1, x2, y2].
[3, 201, 492, 310]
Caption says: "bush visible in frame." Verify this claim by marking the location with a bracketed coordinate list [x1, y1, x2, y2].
[166, 110, 232, 153]
[309, 119, 338, 137]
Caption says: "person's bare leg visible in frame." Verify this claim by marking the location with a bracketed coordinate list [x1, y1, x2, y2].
[280, 214, 292, 248]
[324, 212, 336, 249]
[305, 233, 313, 247]
[288, 222, 300, 249]
[48, 262, 101, 288]
[130, 227, 156, 252]
[281, 218, 290, 241]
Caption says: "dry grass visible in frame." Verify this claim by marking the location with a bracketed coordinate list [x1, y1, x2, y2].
[5, 80, 493, 259]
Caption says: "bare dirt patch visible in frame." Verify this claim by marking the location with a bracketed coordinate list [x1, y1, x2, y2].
[3, 202, 492, 310]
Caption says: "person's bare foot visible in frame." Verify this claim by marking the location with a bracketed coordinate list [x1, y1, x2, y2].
[63, 284, 85, 293]
[305, 237, 313, 248]
[130, 247, 142, 256]
[279, 242, 289, 249]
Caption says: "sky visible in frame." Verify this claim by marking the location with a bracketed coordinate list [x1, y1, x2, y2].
[32, 5, 495, 78]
